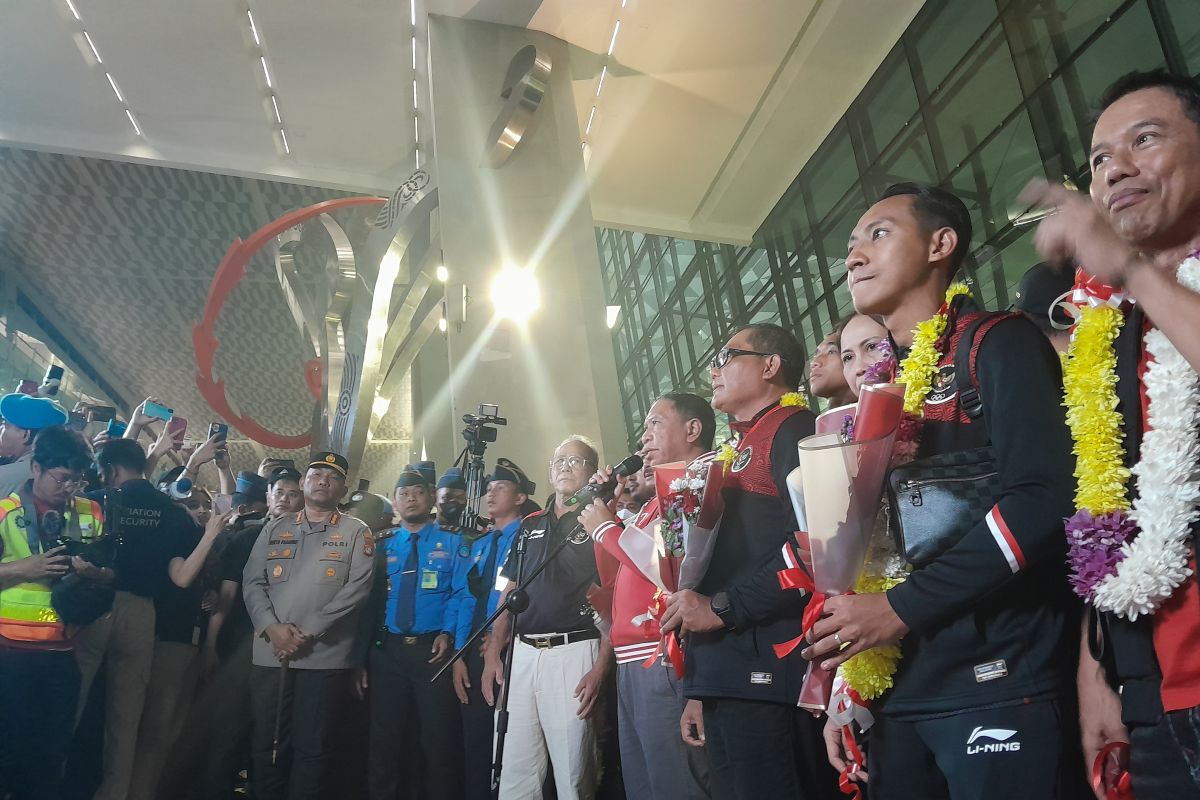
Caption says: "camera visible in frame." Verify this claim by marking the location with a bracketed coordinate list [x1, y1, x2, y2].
[462, 403, 506, 447]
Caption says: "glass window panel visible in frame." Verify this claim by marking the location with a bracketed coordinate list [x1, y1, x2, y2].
[912, 0, 998, 92]
[852, 47, 919, 159]
[750, 293, 781, 326]
[639, 267, 662, 323]
[1165, 0, 1200, 74]
[947, 109, 1042, 244]
[807, 124, 859, 224]
[931, 28, 1023, 170]
[1070, 4, 1165, 106]
[819, 195, 868, 290]
[864, 124, 936, 196]
[1020, 0, 1126, 66]
[738, 250, 772, 305]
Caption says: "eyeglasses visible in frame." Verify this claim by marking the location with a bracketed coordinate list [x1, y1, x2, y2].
[46, 473, 87, 490]
[549, 455, 595, 473]
[709, 347, 779, 371]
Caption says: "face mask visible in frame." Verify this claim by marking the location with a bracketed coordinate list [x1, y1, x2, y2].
[616, 508, 634, 522]
[439, 503, 464, 523]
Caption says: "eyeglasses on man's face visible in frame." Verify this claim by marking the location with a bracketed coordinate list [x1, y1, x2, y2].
[708, 347, 779, 371]
[549, 455, 595, 473]
[45, 472, 87, 490]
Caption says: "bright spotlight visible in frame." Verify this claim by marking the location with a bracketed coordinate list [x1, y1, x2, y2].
[490, 264, 541, 324]
[438, 316, 448, 332]
[436, 265, 449, 282]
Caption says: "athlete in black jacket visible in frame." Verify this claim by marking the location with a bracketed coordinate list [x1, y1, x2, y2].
[805, 184, 1080, 799]
[661, 323, 838, 800]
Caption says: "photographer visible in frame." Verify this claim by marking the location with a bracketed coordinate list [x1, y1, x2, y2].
[0, 392, 69, 498]
[75, 438, 229, 800]
[0, 425, 104, 800]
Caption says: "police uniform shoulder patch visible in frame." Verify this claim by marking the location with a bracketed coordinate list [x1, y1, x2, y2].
[458, 544, 471, 558]
[363, 530, 375, 557]
[731, 446, 753, 473]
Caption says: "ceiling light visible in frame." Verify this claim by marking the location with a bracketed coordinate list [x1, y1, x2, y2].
[105, 73, 124, 103]
[585, 106, 597, 135]
[411, 37, 417, 70]
[414, 116, 419, 144]
[410, 0, 416, 26]
[412, 79, 418, 110]
[247, 9, 261, 46]
[260, 55, 272, 88]
[279, 128, 291, 154]
[596, 65, 607, 97]
[438, 316, 448, 333]
[606, 305, 621, 329]
[435, 265, 449, 282]
[270, 94, 282, 124]
[125, 109, 142, 136]
[64, 0, 81, 20]
[83, 30, 102, 63]
[490, 264, 541, 325]
[607, 20, 621, 56]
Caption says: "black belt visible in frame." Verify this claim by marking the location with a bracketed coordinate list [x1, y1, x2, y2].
[519, 629, 600, 650]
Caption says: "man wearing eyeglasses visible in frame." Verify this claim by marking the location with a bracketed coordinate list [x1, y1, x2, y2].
[0, 425, 103, 800]
[481, 435, 613, 799]
[660, 325, 838, 800]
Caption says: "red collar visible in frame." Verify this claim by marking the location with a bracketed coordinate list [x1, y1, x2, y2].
[729, 401, 785, 438]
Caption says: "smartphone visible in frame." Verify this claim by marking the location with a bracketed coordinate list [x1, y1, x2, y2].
[86, 406, 116, 424]
[42, 365, 64, 396]
[143, 401, 174, 422]
[165, 417, 188, 448]
[67, 411, 88, 432]
[106, 420, 127, 438]
[208, 422, 229, 442]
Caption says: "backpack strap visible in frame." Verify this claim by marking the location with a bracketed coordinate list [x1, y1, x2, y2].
[954, 312, 1022, 423]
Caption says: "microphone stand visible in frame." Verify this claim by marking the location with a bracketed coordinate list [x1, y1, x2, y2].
[431, 523, 580, 799]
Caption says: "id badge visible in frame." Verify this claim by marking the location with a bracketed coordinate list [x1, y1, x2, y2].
[421, 569, 438, 590]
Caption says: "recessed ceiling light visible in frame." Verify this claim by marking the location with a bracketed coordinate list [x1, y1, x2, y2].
[64, 0, 81, 21]
[260, 56, 272, 88]
[596, 65, 607, 97]
[607, 20, 620, 56]
[585, 106, 597, 134]
[270, 94, 282, 124]
[105, 72, 124, 103]
[279, 128, 291, 154]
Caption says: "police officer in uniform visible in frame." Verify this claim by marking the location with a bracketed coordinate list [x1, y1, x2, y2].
[450, 458, 536, 800]
[243, 452, 375, 800]
[435, 466, 469, 532]
[367, 466, 467, 800]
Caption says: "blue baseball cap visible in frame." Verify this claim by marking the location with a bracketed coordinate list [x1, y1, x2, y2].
[0, 393, 68, 431]
[407, 461, 436, 487]
[437, 467, 466, 491]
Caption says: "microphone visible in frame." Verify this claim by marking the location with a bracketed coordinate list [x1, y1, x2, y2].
[565, 454, 644, 507]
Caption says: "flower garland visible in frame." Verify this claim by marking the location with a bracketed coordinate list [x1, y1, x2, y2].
[1065, 256, 1200, 619]
[780, 391, 809, 410]
[838, 284, 970, 699]
[897, 282, 972, 415]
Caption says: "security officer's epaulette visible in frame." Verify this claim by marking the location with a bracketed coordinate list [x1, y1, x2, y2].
[374, 527, 400, 543]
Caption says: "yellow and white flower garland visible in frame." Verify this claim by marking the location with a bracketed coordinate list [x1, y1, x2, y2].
[1066, 256, 1200, 620]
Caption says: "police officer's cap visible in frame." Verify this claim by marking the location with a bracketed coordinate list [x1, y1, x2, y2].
[487, 458, 535, 495]
[232, 470, 268, 506]
[0, 393, 68, 431]
[308, 451, 349, 478]
[267, 466, 303, 487]
[408, 460, 436, 487]
[395, 468, 428, 489]
[437, 467, 467, 491]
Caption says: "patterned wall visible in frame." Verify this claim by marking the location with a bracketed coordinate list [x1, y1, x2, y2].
[0, 146, 417, 486]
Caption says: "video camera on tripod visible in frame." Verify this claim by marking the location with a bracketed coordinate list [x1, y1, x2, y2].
[456, 403, 506, 531]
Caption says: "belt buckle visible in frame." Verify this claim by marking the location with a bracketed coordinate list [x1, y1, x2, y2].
[404, 636, 418, 645]
[534, 637, 552, 649]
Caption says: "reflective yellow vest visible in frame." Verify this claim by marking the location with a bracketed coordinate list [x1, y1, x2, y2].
[0, 493, 103, 643]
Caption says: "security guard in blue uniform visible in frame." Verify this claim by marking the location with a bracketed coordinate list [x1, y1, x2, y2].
[367, 467, 467, 800]
[449, 458, 536, 800]
[435, 467, 469, 533]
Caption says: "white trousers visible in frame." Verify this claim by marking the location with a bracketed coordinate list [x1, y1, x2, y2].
[498, 638, 600, 800]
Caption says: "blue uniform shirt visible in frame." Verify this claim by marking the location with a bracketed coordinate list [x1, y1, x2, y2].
[452, 517, 522, 649]
[381, 521, 465, 635]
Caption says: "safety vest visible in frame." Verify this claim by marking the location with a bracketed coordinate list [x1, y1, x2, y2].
[0, 493, 103, 643]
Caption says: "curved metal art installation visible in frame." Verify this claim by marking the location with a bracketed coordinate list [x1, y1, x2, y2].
[485, 44, 552, 168]
[193, 168, 441, 470]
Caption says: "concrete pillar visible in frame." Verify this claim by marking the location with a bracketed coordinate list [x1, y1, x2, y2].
[423, 15, 626, 487]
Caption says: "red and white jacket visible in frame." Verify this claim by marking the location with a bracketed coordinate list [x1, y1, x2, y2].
[593, 499, 663, 665]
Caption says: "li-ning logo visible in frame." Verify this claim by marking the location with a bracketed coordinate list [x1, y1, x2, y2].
[966, 727, 1020, 755]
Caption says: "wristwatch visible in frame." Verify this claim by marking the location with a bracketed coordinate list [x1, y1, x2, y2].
[710, 591, 736, 629]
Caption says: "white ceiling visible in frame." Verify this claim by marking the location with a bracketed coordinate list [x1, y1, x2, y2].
[0, 0, 922, 244]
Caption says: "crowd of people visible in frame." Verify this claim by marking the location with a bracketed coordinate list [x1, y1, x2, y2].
[1, 67, 1200, 800]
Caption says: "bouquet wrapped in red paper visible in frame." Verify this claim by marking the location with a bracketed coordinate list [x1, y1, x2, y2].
[594, 453, 726, 675]
[782, 383, 905, 712]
